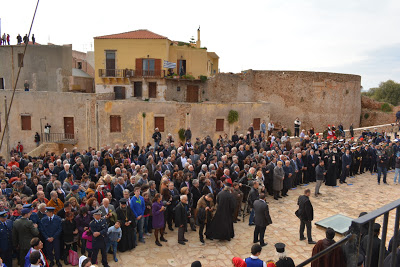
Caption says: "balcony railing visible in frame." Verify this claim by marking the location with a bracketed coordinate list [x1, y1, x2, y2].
[99, 69, 164, 78]
[296, 198, 400, 267]
[41, 133, 76, 144]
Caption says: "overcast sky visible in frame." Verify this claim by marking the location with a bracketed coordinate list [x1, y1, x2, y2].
[1, 0, 399, 90]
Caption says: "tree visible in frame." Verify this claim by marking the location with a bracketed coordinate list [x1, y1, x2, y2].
[362, 80, 400, 106]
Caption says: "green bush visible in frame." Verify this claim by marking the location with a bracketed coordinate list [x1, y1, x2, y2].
[199, 75, 208, 82]
[286, 129, 292, 137]
[381, 103, 393, 112]
[364, 113, 370, 119]
[182, 74, 195, 80]
[178, 128, 185, 141]
[228, 110, 239, 124]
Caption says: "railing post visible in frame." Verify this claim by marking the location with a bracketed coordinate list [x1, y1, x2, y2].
[391, 207, 400, 267]
[366, 219, 376, 267]
[347, 222, 361, 267]
[378, 212, 389, 267]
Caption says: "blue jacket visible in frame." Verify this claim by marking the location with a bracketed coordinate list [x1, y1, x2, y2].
[245, 256, 264, 267]
[0, 188, 12, 199]
[0, 219, 13, 251]
[58, 169, 75, 184]
[89, 218, 108, 248]
[107, 226, 122, 242]
[39, 215, 62, 239]
[130, 195, 145, 218]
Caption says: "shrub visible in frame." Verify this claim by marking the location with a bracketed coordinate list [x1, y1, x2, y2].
[381, 103, 393, 112]
[286, 129, 292, 137]
[364, 113, 370, 119]
[228, 110, 239, 124]
[178, 128, 185, 142]
[199, 75, 207, 82]
[182, 74, 195, 80]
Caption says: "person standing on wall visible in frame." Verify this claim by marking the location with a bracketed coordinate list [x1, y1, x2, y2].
[152, 128, 161, 150]
[267, 121, 274, 137]
[296, 189, 316, 244]
[294, 118, 301, 137]
[44, 123, 51, 142]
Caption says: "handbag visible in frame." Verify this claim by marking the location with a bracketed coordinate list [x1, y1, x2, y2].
[68, 249, 79, 266]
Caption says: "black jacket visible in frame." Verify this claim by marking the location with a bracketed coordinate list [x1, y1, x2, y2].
[174, 202, 187, 227]
[297, 195, 313, 221]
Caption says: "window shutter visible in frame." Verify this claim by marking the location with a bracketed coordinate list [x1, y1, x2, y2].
[21, 115, 31, 130]
[110, 115, 121, 132]
[253, 118, 261, 130]
[155, 59, 161, 77]
[154, 117, 165, 132]
[136, 58, 143, 76]
[216, 119, 224, 132]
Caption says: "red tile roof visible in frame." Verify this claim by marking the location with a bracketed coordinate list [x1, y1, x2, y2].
[94, 29, 167, 40]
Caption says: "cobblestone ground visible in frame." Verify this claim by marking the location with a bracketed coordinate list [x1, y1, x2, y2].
[106, 171, 400, 267]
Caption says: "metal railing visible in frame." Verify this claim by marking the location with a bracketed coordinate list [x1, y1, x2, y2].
[296, 198, 400, 267]
[41, 133, 75, 144]
[99, 69, 164, 78]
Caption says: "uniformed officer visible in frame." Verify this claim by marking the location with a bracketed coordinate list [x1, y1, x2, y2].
[89, 209, 109, 267]
[39, 207, 62, 267]
[13, 208, 39, 267]
[0, 210, 13, 267]
[23, 204, 40, 224]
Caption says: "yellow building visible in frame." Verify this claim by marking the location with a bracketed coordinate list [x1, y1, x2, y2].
[94, 29, 219, 100]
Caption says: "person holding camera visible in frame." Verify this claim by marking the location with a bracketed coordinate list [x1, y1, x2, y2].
[152, 194, 167, 246]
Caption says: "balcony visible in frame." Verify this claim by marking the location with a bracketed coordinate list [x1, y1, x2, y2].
[99, 69, 164, 78]
[41, 133, 76, 144]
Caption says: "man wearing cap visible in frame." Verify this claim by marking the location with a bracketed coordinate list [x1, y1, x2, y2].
[23, 204, 40, 224]
[13, 207, 39, 267]
[245, 244, 267, 267]
[0, 210, 13, 267]
[39, 207, 62, 267]
[89, 210, 109, 267]
[275, 243, 295, 267]
[0, 181, 12, 199]
[66, 184, 80, 202]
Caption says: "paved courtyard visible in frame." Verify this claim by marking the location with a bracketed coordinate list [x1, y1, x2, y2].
[108, 171, 400, 267]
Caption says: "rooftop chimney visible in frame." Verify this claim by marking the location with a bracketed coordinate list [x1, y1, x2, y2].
[196, 26, 201, 49]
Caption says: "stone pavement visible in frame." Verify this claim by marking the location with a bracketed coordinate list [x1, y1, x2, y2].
[105, 171, 400, 267]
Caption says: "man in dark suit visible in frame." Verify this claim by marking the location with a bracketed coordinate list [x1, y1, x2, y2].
[114, 177, 125, 201]
[89, 161, 101, 183]
[153, 165, 163, 190]
[253, 193, 272, 247]
[307, 150, 319, 182]
[248, 181, 260, 226]
[13, 208, 39, 267]
[39, 207, 62, 267]
[0, 180, 12, 199]
[90, 210, 109, 267]
[297, 189, 316, 244]
[341, 149, 352, 184]
[0, 211, 13, 267]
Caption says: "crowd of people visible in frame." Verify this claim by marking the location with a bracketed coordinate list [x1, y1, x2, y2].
[0, 120, 399, 267]
[0, 33, 35, 45]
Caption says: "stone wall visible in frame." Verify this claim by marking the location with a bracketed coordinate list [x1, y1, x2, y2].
[202, 70, 362, 132]
[0, 44, 72, 92]
[97, 101, 270, 147]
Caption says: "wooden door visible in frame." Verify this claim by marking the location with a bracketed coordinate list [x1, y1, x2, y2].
[149, 82, 157, 98]
[114, 86, 126, 99]
[134, 82, 142, 97]
[105, 51, 115, 77]
[64, 117, 74, 139]
[186, 85, 199, 102]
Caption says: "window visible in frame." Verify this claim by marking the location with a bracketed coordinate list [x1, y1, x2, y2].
[110, 115, 121, 132]
[114, 86, 126, 100]
[77, 62, 82, 69]
[216, 119, 224, 132]
[154, 117, 165, 132]
[178, 60, 186, 75]
[105, 51, 116, 76]
[18, 53, 24, 67]
[0, 78, 4, 89]
[21, 115, 31, 130]
[253, 118, 261, 131]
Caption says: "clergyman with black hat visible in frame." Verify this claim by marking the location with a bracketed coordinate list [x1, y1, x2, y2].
[39, 206, 62, 267]
[0, 210, 13, 267]
[116, 198, 137, 252]
[13, 206, 39, 267]
[275, 243, 295, 267]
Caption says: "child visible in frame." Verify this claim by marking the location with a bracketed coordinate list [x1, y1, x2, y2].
[82, 229, 93, 259]
[80, 197, 87, 207]
[106, 221, 122, 262]
[143, 192, 152, 235]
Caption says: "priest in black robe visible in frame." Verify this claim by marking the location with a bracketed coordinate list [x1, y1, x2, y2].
[206, 186, 236, 241]
[116, 198, 137, 252]
[325, 151, 338, 186]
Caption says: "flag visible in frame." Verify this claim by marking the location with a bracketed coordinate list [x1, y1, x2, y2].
[163, 60, 176, 69]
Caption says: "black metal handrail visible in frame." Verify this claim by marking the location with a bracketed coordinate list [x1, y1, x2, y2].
[296, 198, 400, 267]
[41, 133, 75, 143]
[296, 234, 352, 267]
